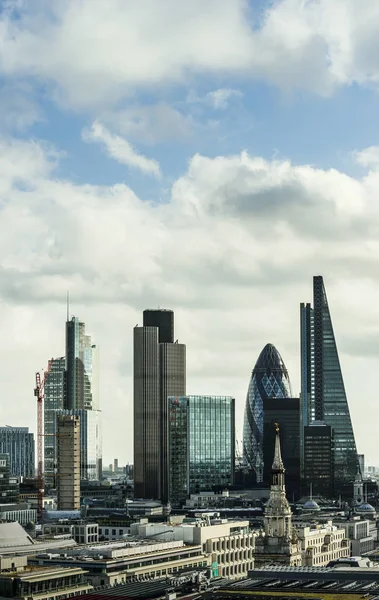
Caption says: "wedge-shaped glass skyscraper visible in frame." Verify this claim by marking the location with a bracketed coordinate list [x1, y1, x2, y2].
[243, 343, 292, 482]
[301, 276, 358, 494]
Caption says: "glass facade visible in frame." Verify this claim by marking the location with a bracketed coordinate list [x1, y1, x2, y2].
[303, 421, 333, 498]
[0, 427, 35, 478]
[243, 344, 292, 482]
[168, 395, 235, 505]
[0, 454, 19, 503]
[66, 318, 99, 411]
[44, 357, 65, 488]
[301, 276, 358, 495]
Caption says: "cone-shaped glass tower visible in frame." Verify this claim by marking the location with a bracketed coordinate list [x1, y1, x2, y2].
[301, 276, 358, 495]
[243, 343, 292, 482]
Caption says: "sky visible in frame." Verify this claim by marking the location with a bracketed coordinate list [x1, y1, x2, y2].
[1, 0, 379, 467]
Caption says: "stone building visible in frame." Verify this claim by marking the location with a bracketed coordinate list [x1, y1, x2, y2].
[255, 426, 302, 566]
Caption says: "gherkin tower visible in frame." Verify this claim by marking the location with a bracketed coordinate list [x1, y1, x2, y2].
[243, 343, 292, 483]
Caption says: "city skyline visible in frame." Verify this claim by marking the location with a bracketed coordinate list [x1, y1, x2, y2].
[2, 1, 379, 467]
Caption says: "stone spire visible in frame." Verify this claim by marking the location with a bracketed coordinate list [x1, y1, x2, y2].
[264, 423, 292, 538]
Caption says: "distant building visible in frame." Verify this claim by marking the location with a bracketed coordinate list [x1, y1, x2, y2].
[0, 454, 19, 504]
[57, 415, 80, 511]
[168, 395, 235, 505]
[243, 344, 293, 483]
[43, 357, 65, 488]
[0, 427, 34, 478]
[296, 521, 349, 566]
[303, 421, 333, 498]
[358, 454, 365, 476]
[262, 397, 300, 500]
[58, 409, 101, 480]
[301, 276, 359, 496]
[134, 309, 186, 501]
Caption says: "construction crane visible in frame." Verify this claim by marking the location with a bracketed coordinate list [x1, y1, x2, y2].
[34, 359, 53, 519]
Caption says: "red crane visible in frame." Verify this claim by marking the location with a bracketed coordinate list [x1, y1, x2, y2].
[34, 359, 53, 519]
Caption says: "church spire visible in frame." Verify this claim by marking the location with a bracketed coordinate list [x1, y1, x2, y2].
[272, 422, 284, 471]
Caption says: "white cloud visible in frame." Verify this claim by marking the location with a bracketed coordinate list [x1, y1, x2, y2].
[1, 137, 379, 463]
[82, 121, 161, 178]
[3, 0, 379, 109]
[206, 88, 243, 110]
[354, 146, 379, 169]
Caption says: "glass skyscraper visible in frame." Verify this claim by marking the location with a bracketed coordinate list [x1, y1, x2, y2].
[301, 276, 358, 495]
[168, 395, 235, 505]
[44, 357, 65, 488]
[243, 344, 292, 483]
[43, 316, 102, 486]
[0, 427, 35, 478]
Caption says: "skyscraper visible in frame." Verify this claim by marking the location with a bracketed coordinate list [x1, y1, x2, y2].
[0, 454, 19, 504]
[168, 395, 235, 506]
[43, 316, 102, 486]
[262, 398, 300, 500]
[301, 276, 358, 495]
[44, 357, 65, 488]
[243, 343, 292, 483]
[57, 415, 80, 511]
[0, 427, 35, 478]
[303, 421, 333, 498]
[66, 317, 99, 411]
[133, 309, 186, 500]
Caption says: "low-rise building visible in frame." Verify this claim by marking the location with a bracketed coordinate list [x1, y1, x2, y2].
[335, 518, 377, 555]
[0, 566, 92, 599]
[296, 521, 350, 566]
[29, 539, 211, 587]
[42, 522, 99, 544]
[130, 518, 255, 578]
[98, 525, 130, 540]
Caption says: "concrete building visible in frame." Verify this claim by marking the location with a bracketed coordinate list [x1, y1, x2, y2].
[57, 415, 80, 510]
[0, 565, 91, 599]
[130, 518, 255, 579]
[335, 518, 376, 555]
[296, 521, 349, 566]
[42, 522, 99, 544]
[134, 309, 186, 501]
[0, 427, 35, 478]
[30, 540, 210, 587]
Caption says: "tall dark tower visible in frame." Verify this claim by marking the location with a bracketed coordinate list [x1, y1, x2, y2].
[143, 309, 174, 343]
[134, 309, 186, 501]
[301, 276, 358, 496]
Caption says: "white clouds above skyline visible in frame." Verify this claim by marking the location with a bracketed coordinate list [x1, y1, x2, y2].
[1, 135, 379, 462]
[2, 0, 379, 466]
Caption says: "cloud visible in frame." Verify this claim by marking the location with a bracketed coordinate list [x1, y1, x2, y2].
[82, 121, 161, 177]
[3, 0, 379, 109]
[206, 88, 243, 110]
[1, 136, 379, 462]
[354, 146, 379, 169]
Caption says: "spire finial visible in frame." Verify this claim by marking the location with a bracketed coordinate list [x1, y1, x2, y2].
[272, 423, 284, 471]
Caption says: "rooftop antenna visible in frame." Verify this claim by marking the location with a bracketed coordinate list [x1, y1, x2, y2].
[310, 482, 313, 501]
[66, 290, 70, 322]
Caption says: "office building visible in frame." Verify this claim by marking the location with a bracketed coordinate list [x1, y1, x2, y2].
[0, 455, 19, 504]
[57, 415, 80, 510]
[303, 421, 333, 498]
[58, 409, 102, 480]
[43, 357, 65, 488]
[301, 276, 358, 495]
[168, 395, 235, 506]
[0, 428, 34, 478]
[134, 309, 186, 501]
[143, 309, 174, 343]
[66, 317, 99, 411]
[243, 343, 292, 483]
[358, 453, 365, 476]
[262, 397, 300, 500]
